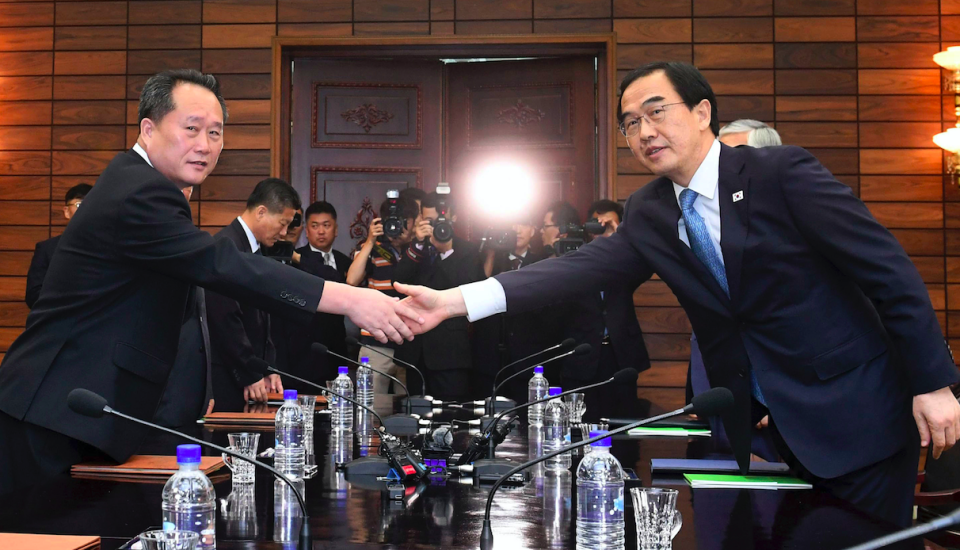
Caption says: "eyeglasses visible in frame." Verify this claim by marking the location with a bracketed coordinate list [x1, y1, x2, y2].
[67, 200, 82, 209]
[619, 101, 687, 138]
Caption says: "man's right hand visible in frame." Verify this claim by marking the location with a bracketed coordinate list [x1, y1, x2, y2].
[394, 282, 466, 335]
[366, 218, 383, 246]
[318, 282, 423, 344]
[414, 218, 433, 241]
[244, 378, 268, 403]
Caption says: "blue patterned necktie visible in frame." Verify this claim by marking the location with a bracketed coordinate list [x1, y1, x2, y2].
[679, 188, 767, 406]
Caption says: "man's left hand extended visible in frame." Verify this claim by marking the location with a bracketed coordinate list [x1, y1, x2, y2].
[913, 386, 960, 459]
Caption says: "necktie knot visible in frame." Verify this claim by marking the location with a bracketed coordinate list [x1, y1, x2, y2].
[680, 188, 699, 211]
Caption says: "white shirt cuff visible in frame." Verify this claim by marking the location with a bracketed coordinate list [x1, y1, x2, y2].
[459, 278, 507, 322]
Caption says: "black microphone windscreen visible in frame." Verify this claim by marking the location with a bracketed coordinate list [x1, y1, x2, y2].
[67, 388, 108, 418]
[311, 342, 329, 356]
[560, 338, 577, 351]
[613, 368, 639, 386]
[346, 336, 359, 346]
[690, 387, 734, 417]
[573, 343, 592, 356]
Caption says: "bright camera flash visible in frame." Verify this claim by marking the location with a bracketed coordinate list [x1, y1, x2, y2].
[472, 162, 535, 219]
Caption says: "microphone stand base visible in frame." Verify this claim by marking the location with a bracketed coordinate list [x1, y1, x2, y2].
[471, 458, 529, 483]
[382, 413, 421, 435]
[342, 456, 392, 478]
[483, 396, 517, 412]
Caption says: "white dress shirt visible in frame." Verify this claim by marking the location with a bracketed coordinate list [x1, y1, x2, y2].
[236, 216, 260, 254]
[460, 139, 726, 322]
[132, 143, 154, 167]
[309, 244, 337, 269]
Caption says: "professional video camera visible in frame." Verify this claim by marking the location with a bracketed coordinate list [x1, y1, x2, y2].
[479, 227, 518, 252]
[381, 189, 406, 239]
[261, 212, 302, 263]
[553, 218, 604, 256]
[429, 183, 454, 243]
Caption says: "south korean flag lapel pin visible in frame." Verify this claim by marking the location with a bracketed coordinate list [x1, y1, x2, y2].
[732, 190, 744, 203]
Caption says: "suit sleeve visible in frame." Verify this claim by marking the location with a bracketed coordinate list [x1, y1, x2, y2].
[116, 175, 323, 323]
[778, 146, 959, 395]
[24, 241, 49, 308]
[204, 289, 266, 387]
[495, 195, 653, 314]
[393, 245, 427, 284]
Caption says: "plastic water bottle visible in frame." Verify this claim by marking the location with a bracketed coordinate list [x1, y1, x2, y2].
[333, 366, 354, 432]
[162, 444, 216, 549]
[543, 386, 571, 471]
[274, 389, 305, 480]
[527, 365, 549, 425]
[576, 430, 625, 550]
[357, 357, 375, 408]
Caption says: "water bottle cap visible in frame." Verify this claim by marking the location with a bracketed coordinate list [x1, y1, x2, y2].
[339, 366, 349, 375]
[361, 357, 369, 363]
[533, 366, 544, 374]
[176, 444, 202, 464]
[588, 430, 612, 447]
[283, 389, 298, 400]
[548, 386, 562, 397]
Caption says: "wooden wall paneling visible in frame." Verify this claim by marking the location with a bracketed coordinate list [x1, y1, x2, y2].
[643, 333, 692, 361]
[775, 96, 858, 121]
[455, 0, 531, 20]
[0, 101, 52, 126]
[0, 152, 50, 175]
[0, 279, 27, 302]
[0, 3, 54, 28]
[616, 174, 656, 198]
[0, 127, 50, 150]
[890, 229, 944, 255]
[128, 26, 202, 50]
[0, 302, 30, 327]
[533, 19, 611, 33]
[858, 0, 939, 15]
[277, 0, 354, 22]
[0, 77, 52, 101]
[859, 122, 941, 148]
[774, 122, 858, 147]
[0, 202, 51, 225]
[203, 49, 272, 74]
[694, 44, 773, 69]
[212, 150, 270, 175]
[222, 126, 271, 150]
[51, 126, 126, 151]
[51, 151, 120, 175]
[354, 0, 429, 21]
[431, 21, 456, 35]
[0, 176, 50, 201]
[128, 50, 202, 75]
[615, 19, 693, 43]
[775, 69, 857, 95]
[714, 96, 775, 122]
[856, 16, 940, 42]
[857, 43, 943, 68]
[203, 0, 278, 24]
[861, 176, 943, 202]
[700, 70, 774, 95]
[224, 100, 271, 124]
[635, 307, 692, 333]
[774, 0, 854, 16]
[0, 227, 51, 251]
[0, 27, 53, 51]
[774, 17, 855, 42]
[775, 43, 857, 69]
[53, 76, 125, 100]
[692, 17, 772, 43]
[200, 175, 266, 201]
[55, 2, 127, 27]
[277, 23, 354, 37]
[860, 149, 941, 175]
[455, 21, 531, 34]
[202, 25, 276, 49]
[52, 176, 98, 201]
[634, 281, 682, 307]
[859, 95, 940, 121]
[198, 201, 247, 227]
[54, 51, 126, 76]
[858, 69, 940, 95]
[54, 26, 127, 51]
[808, 148, 858, 174]
[129, 1, 202, 25]
[207, 75, 272, 99]
[637, 361, 688, 388]
[913, 256, 945, 284]
[618, 44, 692, 69]
[534, 0, 612, 19]
[865, 202, 943, 229]
[0, 52, 53, 76]
[0, 252, 35, 277]
[616, 0, 693, 17]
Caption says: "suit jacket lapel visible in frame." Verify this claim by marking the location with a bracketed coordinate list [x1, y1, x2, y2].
[228, 218, 253, 254]
[718, 145, 750, 307]
[649, 179, 731, 308]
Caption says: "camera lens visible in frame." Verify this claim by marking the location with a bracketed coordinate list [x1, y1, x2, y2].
[383, 217, 403, 238]
[433, 220, 454, 243]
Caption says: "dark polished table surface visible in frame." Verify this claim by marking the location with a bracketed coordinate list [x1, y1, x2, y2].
[0, 396, 927, 549]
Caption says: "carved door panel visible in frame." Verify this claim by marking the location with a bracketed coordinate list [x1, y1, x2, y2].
[444, 57, 598, 234]
[290, 59, 442, 253]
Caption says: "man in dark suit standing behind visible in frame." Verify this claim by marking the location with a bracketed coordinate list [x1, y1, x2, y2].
[206, 179, 301, 412]
[0, 69, 420, 494]
[25, 183, 92, 308]
[399, 61, 960, 527]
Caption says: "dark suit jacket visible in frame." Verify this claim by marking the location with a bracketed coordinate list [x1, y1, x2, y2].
[394, 237, 484, 373]
[25, 235, 60, 309]
[154, 286, 212, 427]
[206, 219, 278, 412]
[0, 149, 323, 462]
[271, 246, 350, 389]
[495, 144, 958, 479]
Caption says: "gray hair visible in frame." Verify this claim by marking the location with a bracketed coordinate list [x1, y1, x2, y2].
[138, 69, 228, 125]
[719, 119, 782, 147]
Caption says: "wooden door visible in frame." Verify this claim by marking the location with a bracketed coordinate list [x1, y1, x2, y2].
[290, 59, 442, 254]
[444, 57, 598, 235]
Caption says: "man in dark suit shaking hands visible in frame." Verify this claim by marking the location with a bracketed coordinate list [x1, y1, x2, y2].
[0, 69, 421, 492]
[397, 61, 960, 527]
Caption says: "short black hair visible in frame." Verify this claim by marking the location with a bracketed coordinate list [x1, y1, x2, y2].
[138, 69, 228, 125]
[245, 178, 301, 213]
[380, 196, 419, 220]
[65, 183, 92, 204]
[588, 199, 623, 222]
[617, 61, 719, 137]
[546, 200, 580, 228]
[421, 191, 455, 215]
[399, 187, 426, 205]
[304, 201, 337, 221]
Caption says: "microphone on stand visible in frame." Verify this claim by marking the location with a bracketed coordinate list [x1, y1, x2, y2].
[266, 366, 426, 482]
[478, 387, 735, 550]
[66, 388, 312, 550]
[476, 343, 592, 432]
[842, 508, 960, 550]
[481, 338, 577, 413]
[312, 343, 427, 435]
[458, 367, 638, 481]
[346, 336, 437, 411]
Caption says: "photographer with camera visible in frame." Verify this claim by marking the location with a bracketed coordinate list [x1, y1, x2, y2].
[346, 191, 420, 396]
[393, 187, 485, 401]
[540, 201, 581, 257]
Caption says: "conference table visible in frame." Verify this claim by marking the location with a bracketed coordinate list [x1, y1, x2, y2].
[0, 396, 933, 549]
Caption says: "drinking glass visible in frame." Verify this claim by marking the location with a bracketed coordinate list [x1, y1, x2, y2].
[630, 487, 683, 550]
[297, 394, 317, 432]
[223, 432, 260, 484]
[138, 530, 199, 550]
[564, 392, 586, 423]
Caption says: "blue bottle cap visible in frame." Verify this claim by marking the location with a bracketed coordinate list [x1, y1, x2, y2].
[588, 430, 612, 447]
[548, 386, 562, 397]
[360, 357, 369, 363]
[338, 366, 349, 375]
[533, 366, 544, 374]
[283, 389, 298, 400]
[176, 444, 202, 464]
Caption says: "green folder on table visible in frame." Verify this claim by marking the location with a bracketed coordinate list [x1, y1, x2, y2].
[684, 473, 812, 490]
[627, 426, 711, 437]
